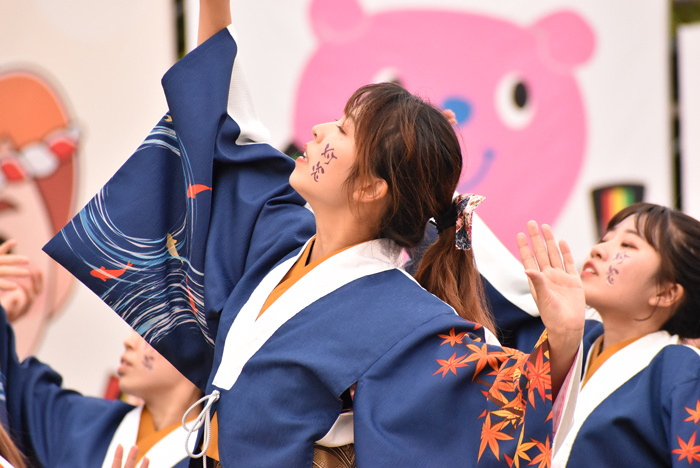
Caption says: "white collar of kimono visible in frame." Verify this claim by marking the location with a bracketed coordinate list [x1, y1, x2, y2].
[101, 405, 196, 468]
[552, 331, 679, 467]
[212, 237, 404, 391]
[470, 213, 539, 316]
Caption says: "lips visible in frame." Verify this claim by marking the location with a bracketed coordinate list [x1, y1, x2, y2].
[296, 143, 309, 164]
[117, 357, 133, 376]
[581, 261, 597, 276]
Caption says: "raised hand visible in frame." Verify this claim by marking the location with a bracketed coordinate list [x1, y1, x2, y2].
[517, 221, 585, 395]
[111, 444, 150, 468]
[0, 239, 42, 322]
[441, 109, 458, 126]
[0, 239, 30, 291]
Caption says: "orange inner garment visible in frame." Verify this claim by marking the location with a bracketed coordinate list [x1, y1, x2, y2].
[581, 335, 643, 389]
[136, 406, 195, 463]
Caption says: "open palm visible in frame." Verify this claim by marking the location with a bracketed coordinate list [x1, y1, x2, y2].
[516, 221, 585, 335]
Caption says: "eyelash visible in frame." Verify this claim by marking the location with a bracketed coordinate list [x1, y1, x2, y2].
[336, 125, 346, 135]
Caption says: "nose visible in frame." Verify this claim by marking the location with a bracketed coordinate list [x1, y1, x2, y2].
[123, 331, 141, 350]
[589, 242, 608, 261]
[443, 97, 474, 126]
[311, 121, 332, 142]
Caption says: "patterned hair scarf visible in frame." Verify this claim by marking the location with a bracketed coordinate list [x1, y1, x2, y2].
[433, 193, 485, 250]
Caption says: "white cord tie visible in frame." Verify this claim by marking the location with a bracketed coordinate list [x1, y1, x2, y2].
[183, 389, 220, 468]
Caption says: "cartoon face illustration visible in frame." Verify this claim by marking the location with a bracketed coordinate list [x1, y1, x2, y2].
[293, 0, 595, 253]
[0, 71, 78, 358]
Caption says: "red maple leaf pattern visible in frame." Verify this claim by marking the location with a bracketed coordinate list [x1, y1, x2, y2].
[673, 431, 700, 465]
[686, 401, 700, 425]
[465, 343, 507, 380]
[433, 352, 469, 377]
[431, 327, 553, 466]
[526, 348, 552, 409]
[438, 327, 467, 347]
[509, 424, 536, 468]
[529, 436, 551, 468]
[478, 413, 513, 462]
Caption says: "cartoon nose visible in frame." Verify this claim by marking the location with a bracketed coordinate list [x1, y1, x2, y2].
[443, 97, 473, 126]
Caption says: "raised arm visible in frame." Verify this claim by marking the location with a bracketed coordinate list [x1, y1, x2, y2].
[44, 16, 315, 389]
[517, 221, 585, 397]
[198, 0, 231, 45]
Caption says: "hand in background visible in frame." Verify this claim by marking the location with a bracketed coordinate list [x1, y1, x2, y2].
[441, 109, 457, 126]
[0, 240, 42, 323]
[111, 445, 150, 468]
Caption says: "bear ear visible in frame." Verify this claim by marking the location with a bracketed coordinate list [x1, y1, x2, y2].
[531, 11, 595, 69]
[309, 0, 368, 43]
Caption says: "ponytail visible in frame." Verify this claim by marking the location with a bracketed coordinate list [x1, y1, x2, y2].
[0, 425, 27, 468]
[343, 82, 496, 333]
[414, 226, 496, 335]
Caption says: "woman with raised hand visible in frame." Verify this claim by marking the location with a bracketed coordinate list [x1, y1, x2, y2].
[44, 1, 585, 466]
[513, 205, 700, 468]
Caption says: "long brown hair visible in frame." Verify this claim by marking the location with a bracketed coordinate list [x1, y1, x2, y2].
[343, 83, 495, 333]
[607, 203, 700, 338]
[0, 424, 27, 468]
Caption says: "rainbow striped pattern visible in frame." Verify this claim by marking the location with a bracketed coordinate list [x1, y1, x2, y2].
[592, 184, 645, 238]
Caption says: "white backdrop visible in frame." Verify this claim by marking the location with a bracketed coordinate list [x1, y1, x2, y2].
[679, 24, 700, 220]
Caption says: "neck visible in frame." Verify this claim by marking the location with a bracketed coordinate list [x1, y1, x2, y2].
[598, 306, 669, 352]
[143, 386, 202, 431]
[309, 206, 376, 263]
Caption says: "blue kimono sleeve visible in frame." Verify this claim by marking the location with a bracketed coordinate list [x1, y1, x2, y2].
[354, 314, 556, 467]
[43, 27, 315, 389]
[667, 362, 700, 466]
[0, 307, 132, 467]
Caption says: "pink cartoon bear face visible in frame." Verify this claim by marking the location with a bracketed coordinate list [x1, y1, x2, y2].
[293, 0, 595, 253]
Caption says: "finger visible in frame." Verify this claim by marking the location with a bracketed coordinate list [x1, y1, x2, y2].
[0, 266, 31, 278]
[541, 224, 563, 270]
[0, 255, 30, 266]
[524, 269, 550, 302]
[111, 445, 124, 468]
[527, 220, 550, 270]
[141, 457, 150, 468]
[0, 280, 18, 291]
[0, 240, 17, 256]
[30, 268, 44, 295]
[517, 232, 538, 271]
[124, 446, 139, 468]
[559, 239, 577, 275]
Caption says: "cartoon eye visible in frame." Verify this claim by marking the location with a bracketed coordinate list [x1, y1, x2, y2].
[494, 72, 535, 130]
[371, 67, 403, 86]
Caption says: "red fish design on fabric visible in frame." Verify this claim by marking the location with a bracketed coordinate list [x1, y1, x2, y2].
[186, 277, 198, 314]
[187, 184, 212, 199]
[90, 262, 133, 282]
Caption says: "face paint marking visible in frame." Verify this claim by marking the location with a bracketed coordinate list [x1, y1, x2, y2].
[142, 355, 154, 370]
[142, 341, 155, 370]
[606, 252, 630, 286]
[321, 143, 337, 165]
[311, 161, 325, 182]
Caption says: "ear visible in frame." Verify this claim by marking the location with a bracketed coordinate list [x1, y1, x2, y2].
[309, 0, 368, 44]
[650, 283, 685, 310]
[352, 176, 388, 204]
[531, 11, 596, 71]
